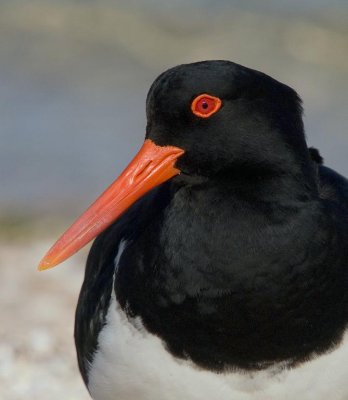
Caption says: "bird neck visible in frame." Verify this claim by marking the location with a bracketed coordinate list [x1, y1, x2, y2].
[176, 161, 318, 206]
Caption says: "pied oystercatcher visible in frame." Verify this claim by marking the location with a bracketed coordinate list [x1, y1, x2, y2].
[39, 60, 348, 400]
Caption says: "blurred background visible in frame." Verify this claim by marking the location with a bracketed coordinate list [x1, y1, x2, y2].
[0, 1, 347, 398]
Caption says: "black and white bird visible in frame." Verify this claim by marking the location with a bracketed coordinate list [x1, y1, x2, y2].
[39, 60, 348, 400]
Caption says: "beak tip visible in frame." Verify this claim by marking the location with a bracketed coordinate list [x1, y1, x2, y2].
[37, 258, 54, 271]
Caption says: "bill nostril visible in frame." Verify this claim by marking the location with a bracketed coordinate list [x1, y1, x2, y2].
[134, 160, 153, 180]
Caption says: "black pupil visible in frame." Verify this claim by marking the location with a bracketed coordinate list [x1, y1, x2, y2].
[201, 101, 209, 109]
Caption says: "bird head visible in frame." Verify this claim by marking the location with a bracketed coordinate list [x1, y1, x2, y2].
[146, 61, 309, 178]
[38, 60, 313, 270]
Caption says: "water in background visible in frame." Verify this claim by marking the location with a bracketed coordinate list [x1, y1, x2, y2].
[1, 0, 347, 217]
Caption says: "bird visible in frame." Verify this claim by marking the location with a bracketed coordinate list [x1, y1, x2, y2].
[39, 60, 348, 400]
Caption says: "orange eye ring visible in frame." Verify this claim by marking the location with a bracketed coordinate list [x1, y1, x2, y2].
[191, 94, 222, 118]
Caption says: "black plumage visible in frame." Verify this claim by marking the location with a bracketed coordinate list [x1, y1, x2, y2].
[74, 60, 348, 388]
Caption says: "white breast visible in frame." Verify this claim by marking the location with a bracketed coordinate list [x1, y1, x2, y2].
[87, 242, 348, 400]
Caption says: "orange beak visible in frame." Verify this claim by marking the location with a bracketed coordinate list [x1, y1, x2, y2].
[38, 139, 184, 271]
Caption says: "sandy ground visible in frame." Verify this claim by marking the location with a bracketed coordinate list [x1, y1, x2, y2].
[0, 238, 91, 399]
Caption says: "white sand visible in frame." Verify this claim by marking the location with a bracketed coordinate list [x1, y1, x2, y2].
[0, 239, 90, 399]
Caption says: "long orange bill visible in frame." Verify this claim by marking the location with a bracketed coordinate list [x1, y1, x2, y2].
[38, 139, 184, 271]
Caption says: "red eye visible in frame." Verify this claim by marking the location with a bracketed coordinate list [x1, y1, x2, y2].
[191, 94, 222, 118]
